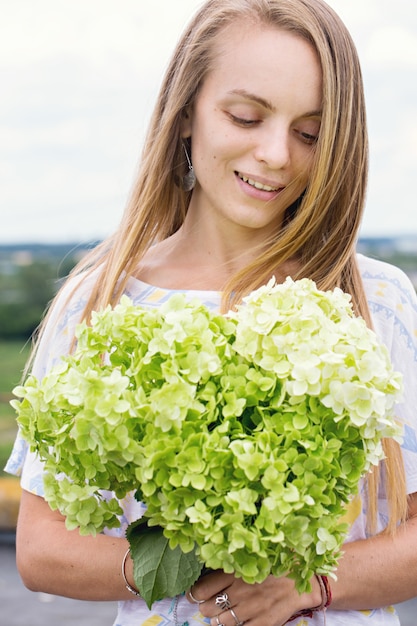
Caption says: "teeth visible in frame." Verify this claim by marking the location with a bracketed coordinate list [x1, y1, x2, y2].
[239, 174, 279, 192]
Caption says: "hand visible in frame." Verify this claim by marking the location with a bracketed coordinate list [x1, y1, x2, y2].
[186, 570, 321, 626]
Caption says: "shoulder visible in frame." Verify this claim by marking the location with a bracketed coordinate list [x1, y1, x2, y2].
[42, 269, 101, 341]
[357, 253, 417, 362]
[357, 253, 417, 313]
[357, 255, 417, 387]
[30, 268, 104, 378]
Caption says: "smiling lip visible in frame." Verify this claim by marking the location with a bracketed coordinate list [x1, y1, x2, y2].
[236, 172, 284, 193]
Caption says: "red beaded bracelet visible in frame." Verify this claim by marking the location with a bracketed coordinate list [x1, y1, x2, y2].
[287, 575, 332, 622]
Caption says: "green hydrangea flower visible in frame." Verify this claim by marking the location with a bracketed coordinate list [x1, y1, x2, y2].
[12, 278, 403, 605]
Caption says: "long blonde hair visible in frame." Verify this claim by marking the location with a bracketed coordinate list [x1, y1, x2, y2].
[35, 0, 407, 531]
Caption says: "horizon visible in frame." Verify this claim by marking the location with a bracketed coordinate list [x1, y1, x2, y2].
[1, 232, 417, 248]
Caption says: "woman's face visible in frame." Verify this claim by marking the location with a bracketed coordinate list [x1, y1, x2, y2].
[183, 21, 323, 237]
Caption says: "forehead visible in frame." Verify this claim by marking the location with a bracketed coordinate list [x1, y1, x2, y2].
[201, 21, 323, 114]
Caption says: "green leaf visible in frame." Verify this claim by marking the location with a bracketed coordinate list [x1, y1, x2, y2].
[127, 521, 203, 609]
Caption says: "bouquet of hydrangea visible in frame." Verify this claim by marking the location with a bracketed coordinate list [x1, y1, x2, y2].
[12, 278, 403, 608]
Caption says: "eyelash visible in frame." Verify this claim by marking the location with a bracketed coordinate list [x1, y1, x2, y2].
[298, 131, 318, 145]
[228, 112, 319, 144]
[229, 113, 259, 127]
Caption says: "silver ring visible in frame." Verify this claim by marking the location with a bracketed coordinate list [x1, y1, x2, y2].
[229, 608, 244, 626]
[215, 617, 225, 626]
[215, 592, 231, 611]
[189, 588, 205, 604]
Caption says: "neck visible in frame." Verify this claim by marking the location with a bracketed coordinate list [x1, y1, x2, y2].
[135, 206, 299, 291]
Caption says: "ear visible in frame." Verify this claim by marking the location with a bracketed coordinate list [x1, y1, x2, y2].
[180, 107, 193, 138]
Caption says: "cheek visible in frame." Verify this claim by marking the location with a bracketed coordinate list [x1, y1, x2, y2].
[294, 148, 316, 182]
[192, 129, 231, 173]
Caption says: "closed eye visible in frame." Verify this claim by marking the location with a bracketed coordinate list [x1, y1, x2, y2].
[228, 113, 260, 127]
[297, 130, 318, 145]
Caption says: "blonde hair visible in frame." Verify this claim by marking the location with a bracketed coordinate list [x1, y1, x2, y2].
[34, 0, 406, 531]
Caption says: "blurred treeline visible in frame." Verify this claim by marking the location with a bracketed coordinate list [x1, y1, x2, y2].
[1, 239, 417, 341]
[0, 243, 96, 340]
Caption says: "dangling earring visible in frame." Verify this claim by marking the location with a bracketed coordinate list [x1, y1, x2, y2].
[182, 142, 196, 191]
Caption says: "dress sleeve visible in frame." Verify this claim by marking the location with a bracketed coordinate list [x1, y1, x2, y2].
[4, 272, 90, 495]
[360, 256, 417, 494]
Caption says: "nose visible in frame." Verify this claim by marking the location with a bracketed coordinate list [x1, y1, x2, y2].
[253, 125, 291, 170]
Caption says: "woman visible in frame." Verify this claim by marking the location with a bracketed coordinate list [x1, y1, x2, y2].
[6, 0, 417, 624]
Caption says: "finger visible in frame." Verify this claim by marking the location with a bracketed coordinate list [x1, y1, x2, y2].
[187, 587, 206, 605]
[229, 607, 245, 626]
[211, 607, 246, 626]
[190, 571, 234, 605]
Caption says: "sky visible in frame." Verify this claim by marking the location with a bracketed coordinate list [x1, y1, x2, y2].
[1, 0, 417, 244]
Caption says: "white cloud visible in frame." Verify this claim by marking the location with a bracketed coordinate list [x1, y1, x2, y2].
[326, 0, 379, 26]
[0, 1, 199, 68]
[365, 26, 417, 68]
[0, 0, 202, 242]
[1, 0, 416, 242]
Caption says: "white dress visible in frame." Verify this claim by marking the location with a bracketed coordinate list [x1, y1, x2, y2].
[6, 254, 417, 626]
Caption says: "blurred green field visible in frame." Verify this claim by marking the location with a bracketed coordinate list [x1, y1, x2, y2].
[0, 340, 31, 475]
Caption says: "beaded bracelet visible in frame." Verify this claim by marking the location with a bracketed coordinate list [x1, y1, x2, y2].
[121, 548, 141, 597]
[287, 574, 332, 622]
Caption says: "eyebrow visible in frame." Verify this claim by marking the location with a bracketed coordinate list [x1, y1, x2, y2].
[228, 88, 275, 111]
[227, 88, 322, 118]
